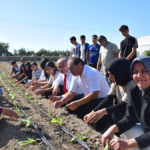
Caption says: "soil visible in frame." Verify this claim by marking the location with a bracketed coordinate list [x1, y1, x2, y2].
[0, 61, 109, 150]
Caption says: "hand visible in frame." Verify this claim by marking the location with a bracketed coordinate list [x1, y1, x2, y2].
[34, 89, 42, 96]
[9, 76, 13, 79]
[66, 101, 79, 111]
[24, 84, 29, 88]
[101, 125, 118, 147]
[32, 81, 38, 86]
[86, 109, 107, 124]
[13, 80, 18, 83]
[2, 108, 19, 120]
[97, 66, 100, 71]
[28, 86, 36, 91]
[48, 96, 60, 102]
[16, 81, 21, 85]
[110, 138, 131, 150]
[84, 113, 92, 123]
[54, 101, 63, 108]
[52, 85, 60, 96]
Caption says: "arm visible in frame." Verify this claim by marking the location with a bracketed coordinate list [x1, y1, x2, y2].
[11, 72, 21, 78]
[126, 47, 136, 60]
[86, 52, 90, 65]
[17, 76, 28, 84]
[97, 55, 101, 70]
[10, 70, 13, 76]
[119, 51, 122, 58]
[114, 52, 119, 58]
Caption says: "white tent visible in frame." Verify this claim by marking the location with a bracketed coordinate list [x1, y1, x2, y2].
[137, 36, 150, 55]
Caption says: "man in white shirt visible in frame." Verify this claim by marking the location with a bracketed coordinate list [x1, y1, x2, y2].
[49, 58, 82, 102]
[79, 35, 89, 64]
[54, 57, 110, 118]
[69, 36, 80, 58]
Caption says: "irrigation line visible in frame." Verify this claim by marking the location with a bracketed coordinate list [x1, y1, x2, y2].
[0, 70, 90, 150]
[0, 74, 55, 150]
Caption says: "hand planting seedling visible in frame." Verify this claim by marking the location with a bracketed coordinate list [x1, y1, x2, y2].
[12, 107, 22, 118]
[25, 92, 30, 96]
[18, 138, 36, 147]
[21, 117, 33, 127]
[51, 115, 63, 124]
[104, 140, 109, 150]
[70, 130, 90, 143]
[47, 113, 51, 116]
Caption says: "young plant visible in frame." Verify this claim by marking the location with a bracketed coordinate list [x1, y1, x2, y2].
[104, 140, 109, 150]
[25, 92, 30, 96]
[13, 83, 18, 87]
[21, 117, 33, 127]
[18, 138, 36, 147]
[51, 115, 63, 125]
[8, 80, 12, 83]
[10, 94, 16, 100]
[32, 100, 42, 106]
[47, 113, 51, 116]
[12, 106, 22, 117]
[11, 100, 19, 106]
[27, 95, 32, 100]
[71, 130, 90, 143]
[18, 89, 22, 93]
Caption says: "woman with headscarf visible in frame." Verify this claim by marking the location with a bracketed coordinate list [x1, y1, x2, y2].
[84, 58, 134, 128]
[101, 56, 150, 150]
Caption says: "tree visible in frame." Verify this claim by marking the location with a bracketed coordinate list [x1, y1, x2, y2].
[13, 49, 18, 55]
[0, 42, 9, 56]
[143, 50, 150, 56]
[18, 48, 27, 56]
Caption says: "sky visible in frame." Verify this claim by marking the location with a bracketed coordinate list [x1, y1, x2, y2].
[0, 0, 150, 54]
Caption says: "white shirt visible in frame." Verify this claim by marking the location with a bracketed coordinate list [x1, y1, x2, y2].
[70, 65, 110, 98]
[53, 71, 82, 95]
[48, 71, 60, 85]
[39, 70, 45, 80]
[80, 43, 85, 62]
[70, 44, 80, 57]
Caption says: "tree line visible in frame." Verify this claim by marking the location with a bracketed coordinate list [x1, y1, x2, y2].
[0, 42, 70, 56]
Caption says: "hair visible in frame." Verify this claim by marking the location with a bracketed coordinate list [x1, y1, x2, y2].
[119, 25, 129, 31]
[56, 58, 68, 64]
[10, 60, 16, 65]
[70, 36, 76, 41]
[98, 35, 107, 41]
[80, 35, 86, 39]
[31, 62, 37, 66]
[40, 58, 49, 70]
[69, 57, 84, 66]
[24, 62, 32, 77]
[20, 57, 26, 61]
[20, 63, 26, 75]
[44, 61, 58, 79]
[92, 35, 98, 38]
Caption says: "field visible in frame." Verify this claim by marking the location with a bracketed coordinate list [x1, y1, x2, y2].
[0, 61, 108, 150]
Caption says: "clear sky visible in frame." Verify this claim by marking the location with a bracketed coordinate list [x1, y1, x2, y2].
[0, 0, 150, 53]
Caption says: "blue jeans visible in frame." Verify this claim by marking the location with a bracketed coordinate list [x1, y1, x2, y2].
[0, 88, 2, 95]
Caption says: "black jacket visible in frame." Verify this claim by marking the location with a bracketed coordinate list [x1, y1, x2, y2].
[117, 82, 150, 149]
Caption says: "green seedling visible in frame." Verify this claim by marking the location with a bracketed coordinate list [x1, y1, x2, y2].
[21, 117, 33, 127]
[8, 80, 12, 83]
[10, 94, 16, 100]
[18, 138, 36, 147]
[47, 113, 51, 116]
[51, 115, 63, 125]
[13, 83, 18, 87]
[18, 89, 22, 93]
[12, 107, 22, 117]
[11, 100, 19, 106]
[104, 140, 109, 150]
[25, 92, 30, 96]
[32, 100, 42, 106]
[71, 130, 90, 143]
[27, 95, 32, 100]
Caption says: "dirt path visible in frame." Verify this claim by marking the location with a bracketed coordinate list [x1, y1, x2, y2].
[0, 62, 106, 150]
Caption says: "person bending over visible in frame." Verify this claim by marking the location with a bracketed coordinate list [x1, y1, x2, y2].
[9, 60, 20, 78]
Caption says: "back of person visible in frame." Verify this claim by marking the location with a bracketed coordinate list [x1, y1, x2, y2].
[71, 43, 80, 57]
[32, 68, 42, 81]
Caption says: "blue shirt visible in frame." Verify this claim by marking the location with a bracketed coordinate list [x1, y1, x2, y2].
[88, 44, 100, 64]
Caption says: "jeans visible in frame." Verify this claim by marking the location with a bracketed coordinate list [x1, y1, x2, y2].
[0, 88, 2, 95]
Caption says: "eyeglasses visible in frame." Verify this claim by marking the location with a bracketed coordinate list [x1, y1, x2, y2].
[68, 65, 75, 70]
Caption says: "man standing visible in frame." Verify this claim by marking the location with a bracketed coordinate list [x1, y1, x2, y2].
[87, 35, 100, 69]
[97, 35, 119, 85]
[69, 36, 80, 58]
[79, 35, 89, 64]
[119, 25, 138, 65]
[53, 57, 110, 121]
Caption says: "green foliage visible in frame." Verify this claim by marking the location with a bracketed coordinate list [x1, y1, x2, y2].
[25, 92, 30, 96]
[104, 140, 109, 150]
[31, 100, 42, 106]
[47, 113, 51, 116]
[18, 89, 22, 93]
[18, 138, 36, 147]
[12, 107, 22, 117]
[51, 115, 63, 124]
[71, 130, 90, 143]
[27, 95, 32, 100]
[0, 42, 9, 56]
[21, 117, 33, 127]
[143, 50, 150, 56]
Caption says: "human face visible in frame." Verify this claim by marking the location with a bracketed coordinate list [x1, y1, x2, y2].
[31, 65, 37, 72]
[45, 66, 55, 76]
[133, 62, 150, 89]
[80, 38, 85, 44]
[92, 36, 97, 44]
[98, 39, 107, 47]
[57, 61, 68, 74]
[25, 65, 29, 71]
[12, 64, 17, 68]
[70, 40, 76, 45]
[21, 60, 26, 64]
[120, 29, 129, 38]
[68, 61, 80, 76]
[107, 70, 116, 83]
[21, 66, 24, 71]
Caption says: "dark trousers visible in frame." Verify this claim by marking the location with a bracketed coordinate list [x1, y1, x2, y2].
[89, 64, 97, 69]
[44, 85, 64, 99]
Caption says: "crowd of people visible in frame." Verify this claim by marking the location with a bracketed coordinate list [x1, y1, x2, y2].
[1, 25, 150, 150]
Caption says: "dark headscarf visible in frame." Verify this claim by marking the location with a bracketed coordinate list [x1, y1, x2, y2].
[106, 58, 131, 86]
[131, 55, 150, 127]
